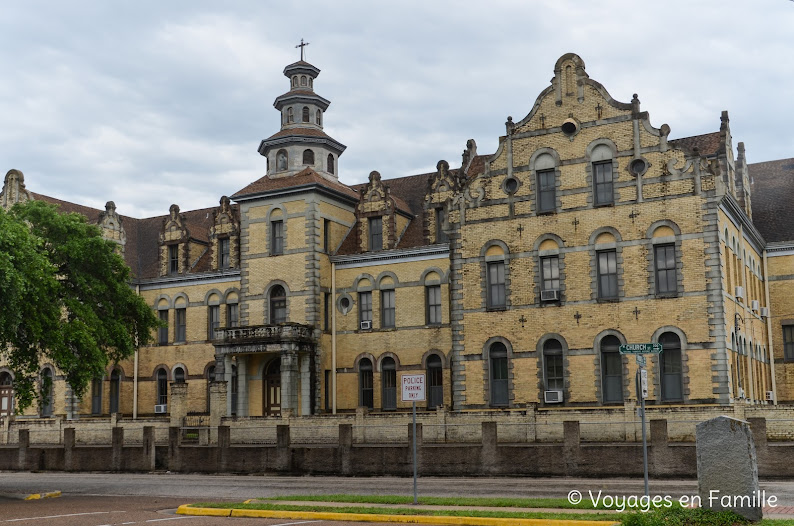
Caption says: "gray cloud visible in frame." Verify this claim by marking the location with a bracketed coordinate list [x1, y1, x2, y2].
[2, 1, 792, 218]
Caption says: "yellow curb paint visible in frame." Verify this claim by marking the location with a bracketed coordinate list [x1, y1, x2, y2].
[177, 506, 617, 526]
[24, 491, 61, 500]
[243, 499, 254, 504]
[176, 505, 231, 517]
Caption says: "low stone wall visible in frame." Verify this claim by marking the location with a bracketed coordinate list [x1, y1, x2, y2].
[1, 417, 792, 478]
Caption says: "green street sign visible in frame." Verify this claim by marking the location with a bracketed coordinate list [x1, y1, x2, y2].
[620, 343, 663, 354]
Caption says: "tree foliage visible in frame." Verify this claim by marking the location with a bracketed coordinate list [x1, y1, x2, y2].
[0, 201, 160, 411]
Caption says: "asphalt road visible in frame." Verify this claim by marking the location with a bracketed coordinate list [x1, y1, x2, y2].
[2, 473, 794, 524]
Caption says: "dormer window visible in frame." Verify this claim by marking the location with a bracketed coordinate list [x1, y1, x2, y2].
[277, 150, 288, 171]
[302, 106, 310, 123]
[316, 109, 322, 126]
[168, 244, 179, 274]
[368, 217, 383, 251]
[300, 75, 307, 86]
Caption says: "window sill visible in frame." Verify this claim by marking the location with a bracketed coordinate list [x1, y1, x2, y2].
[537, 209, 556, 216]
[486, 306, 508, 312]
[596, 298, 619, 303]
[594, 202, 615, 208]
[655, 293, 679, 299]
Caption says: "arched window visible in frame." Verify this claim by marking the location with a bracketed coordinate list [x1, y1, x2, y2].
[302, 106, 310, 123]
[600, 335, 623, 403]
[287, 107, 294, 123]
[156, 369, 168, 406]
[302, 149, 315, 165]
[543, 339, 564, 391]
[591, 144, 615, 206]
[109, 370, 120, 414]
[40, 368, 53, 417]
[327, 154, 334, 175]
[174, 366, 185, 384]
[489, 342, 509, 406]
[270, 285, 287, 324]
[277, 150, 288, 171]
[427, 355, 443, 409]
[381, 357, 396, 410]
[359, 358, 374, 409]
[91, 377, 102, 415]
[316, 109, 322, 126]
[659, 332, 683, 401]
[300, 75, 307, 86]
[0, 372, 14, 417]
[292, 76, 298, 88]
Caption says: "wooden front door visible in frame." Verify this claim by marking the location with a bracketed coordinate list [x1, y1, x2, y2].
[263, 359, 281, 416]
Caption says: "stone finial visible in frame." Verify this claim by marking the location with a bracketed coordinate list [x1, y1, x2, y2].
[98, 200, 126, 251]
[368, 171, 381, 183]
[169, 204, 180, 219]
[436, 160, 449, 176]
[631, 93, 641, 115]
[219, 195, 231, 213]
[105, 201, 116, 213]
[505, 116, 514, 135]
[721, 110, 730, 127]
[738, 142, 745, 155]
[1, 169, 34, 210]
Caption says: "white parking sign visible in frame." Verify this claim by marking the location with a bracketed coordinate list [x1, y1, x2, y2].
[401, 374, 426, 402]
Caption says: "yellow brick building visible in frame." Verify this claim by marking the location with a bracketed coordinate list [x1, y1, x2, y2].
[1, 53, 792, 420]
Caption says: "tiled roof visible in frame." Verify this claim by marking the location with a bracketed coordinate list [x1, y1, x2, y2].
[669, 132, 722, 157]
[263, 128, 337, 142]
[750, 158, 794, 243]
[232, 167, 360, 201]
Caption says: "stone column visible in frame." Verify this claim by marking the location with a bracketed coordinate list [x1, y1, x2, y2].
[223, 356, 233, 416]
[300, 353, 311, 416]
[236, 355, 248, 417]
[169, 382, 188, 427]
[280, 350, 299, 415]
[209, 381, 228, 428]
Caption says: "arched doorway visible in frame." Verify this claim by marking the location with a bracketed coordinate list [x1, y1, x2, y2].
[263, 358, 281, 416]
[0, 372, 13, 417]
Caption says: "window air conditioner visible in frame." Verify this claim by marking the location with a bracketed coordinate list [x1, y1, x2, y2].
[761, 307, 770, 318]
[735, 286, 744, 300]
[544, 390, 563, 403]
[154, 404, 168, 414]
[751, 300, 759, 312]
[360, 320, 372, 330]
[540, 289, 560, 302]
[766, 391, 774, 402]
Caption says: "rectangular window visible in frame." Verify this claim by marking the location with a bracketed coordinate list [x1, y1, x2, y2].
[593, 161, 614, 206]
[227, 303, 239, 328]
[208, 305, 220, 340]
[219, 238, 230, 269]
[381, 290, 395, 328]
[324, 292, 331, 332]
[426, 285, 442, 325]
[541, 256, 560, 292]
[175, 308, 186, 343]
[324, 370, 331, 412]
[168, 245, 179, 274]
[537, 169, 556, 213]
[271, 220, 284, 255]
[545, 353, 564, 391]
[323, 219, 331, 252]
[597, 250, 618, 299]
[490, 356, 508, 406]
[158, 310, 169, 345]
[784, 326, 794, 362]
[486, 261, 506, 309]
[602, 351, 623, 402]
[655, 244, 677, 295]
[436, 208, 449, 243]
[359, 291, 372, 325]
[368, 217, 383, 251]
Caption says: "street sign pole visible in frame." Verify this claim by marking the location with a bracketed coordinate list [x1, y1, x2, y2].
[636, 365, 649, 497]
[412, 400, 417, 505]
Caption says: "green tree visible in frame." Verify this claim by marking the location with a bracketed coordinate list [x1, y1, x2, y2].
[0, 201, 160, 411]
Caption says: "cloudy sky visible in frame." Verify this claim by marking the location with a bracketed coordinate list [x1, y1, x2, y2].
[2, 1, 793, 218]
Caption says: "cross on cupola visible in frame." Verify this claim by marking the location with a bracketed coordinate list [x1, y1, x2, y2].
[296, 38, 309, 61]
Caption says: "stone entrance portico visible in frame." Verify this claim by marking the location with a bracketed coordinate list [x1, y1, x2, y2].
[212, 323, 320, 417]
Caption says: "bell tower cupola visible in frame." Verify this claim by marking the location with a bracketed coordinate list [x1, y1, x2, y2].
[257, 40, 346, 180]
